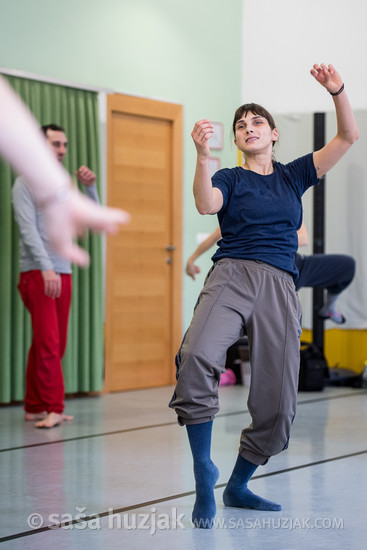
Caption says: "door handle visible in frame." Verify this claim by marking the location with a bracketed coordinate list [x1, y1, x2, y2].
[166, 245, 176, 252]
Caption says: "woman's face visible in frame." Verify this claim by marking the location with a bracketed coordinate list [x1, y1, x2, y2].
[234, 111, 278, 154]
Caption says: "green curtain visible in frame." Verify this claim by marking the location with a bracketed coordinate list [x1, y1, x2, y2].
[0, 75, 104, 403]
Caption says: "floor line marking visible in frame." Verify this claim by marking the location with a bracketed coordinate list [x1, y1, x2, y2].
[1, 448, 366, 543]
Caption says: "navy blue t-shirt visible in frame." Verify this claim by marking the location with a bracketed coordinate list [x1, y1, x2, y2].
[211, 153, 318, 279]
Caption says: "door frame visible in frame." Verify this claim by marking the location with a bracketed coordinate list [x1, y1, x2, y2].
[104, 93, 183, 391]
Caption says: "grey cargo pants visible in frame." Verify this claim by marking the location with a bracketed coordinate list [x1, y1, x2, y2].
[169, 258, 302, 465]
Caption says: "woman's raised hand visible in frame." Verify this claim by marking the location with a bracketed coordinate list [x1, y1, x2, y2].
[310, 63, 343, 95]
[191, 119, 214, 157]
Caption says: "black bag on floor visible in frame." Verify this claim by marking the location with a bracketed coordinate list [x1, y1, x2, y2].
[225, 337, 249, 384]
[298, 341, 327, 392]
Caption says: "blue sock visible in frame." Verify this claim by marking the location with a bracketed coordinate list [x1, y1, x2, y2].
[223, 454, 281, 511]
[186, 421, 220, 528]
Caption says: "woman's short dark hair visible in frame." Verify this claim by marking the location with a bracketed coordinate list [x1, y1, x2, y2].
[232, 103, 276, 136]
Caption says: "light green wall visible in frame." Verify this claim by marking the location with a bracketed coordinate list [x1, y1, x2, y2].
[0, 0, 242, 329]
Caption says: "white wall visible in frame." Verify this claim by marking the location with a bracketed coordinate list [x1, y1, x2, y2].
[242, 0, 367, 329]
[242, 0, 367, 113]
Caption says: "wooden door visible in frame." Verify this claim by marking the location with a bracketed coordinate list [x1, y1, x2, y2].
[104, 94, 182, 392]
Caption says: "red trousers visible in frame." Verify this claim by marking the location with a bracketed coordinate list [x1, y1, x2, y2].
[18, 271, 72, 414]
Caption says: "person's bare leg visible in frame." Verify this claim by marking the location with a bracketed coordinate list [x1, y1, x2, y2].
[24, 411, 47, 421]
[35, 412, 74, 429]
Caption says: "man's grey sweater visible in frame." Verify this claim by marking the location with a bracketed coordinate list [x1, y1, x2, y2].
[12, 176, 99, 274]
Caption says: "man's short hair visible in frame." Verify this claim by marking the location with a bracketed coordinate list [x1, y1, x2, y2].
[41, 123, 65, 137]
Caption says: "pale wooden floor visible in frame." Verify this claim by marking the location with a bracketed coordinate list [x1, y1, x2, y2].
[1, 385, 366, 549]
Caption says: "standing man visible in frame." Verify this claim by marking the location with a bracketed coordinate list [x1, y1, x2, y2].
[12, 123, 99, 429]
